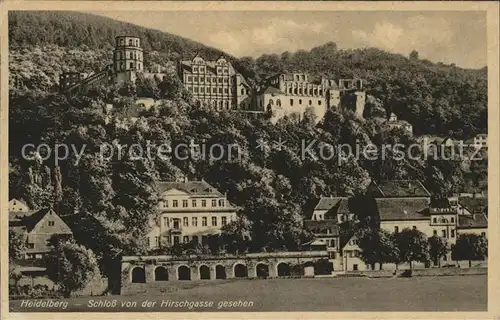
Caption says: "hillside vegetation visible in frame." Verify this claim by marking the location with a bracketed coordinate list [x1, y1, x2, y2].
[8, 11, 488, 279]
[9, 11, 487, 138]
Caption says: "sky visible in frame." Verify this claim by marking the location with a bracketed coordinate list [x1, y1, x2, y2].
[91, 11, 487, 69]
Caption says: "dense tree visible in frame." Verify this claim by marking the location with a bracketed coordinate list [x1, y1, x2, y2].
[8, 10, 488, 278]
[359, 228, 399, 270]
[46, 238, 100, 297]
[395, 228, 430, 270]
[428, 235, 449, 267]
[9, 229, 26, 261]
[451, 233, 488, 268]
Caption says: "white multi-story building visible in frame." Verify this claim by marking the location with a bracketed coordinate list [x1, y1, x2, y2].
[146, 179, 237, 249]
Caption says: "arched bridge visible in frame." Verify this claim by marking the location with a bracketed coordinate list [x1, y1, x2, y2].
[121, 251, 329, 285]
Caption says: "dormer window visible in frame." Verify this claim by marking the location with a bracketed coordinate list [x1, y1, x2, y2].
[219, 199, 225, 207]
[48, 221, 55, 226]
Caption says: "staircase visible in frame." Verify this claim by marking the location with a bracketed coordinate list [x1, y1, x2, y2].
[65, 64, 113, 96]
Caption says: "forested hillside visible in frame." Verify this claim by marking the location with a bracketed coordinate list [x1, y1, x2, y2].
[8, 11, 232, 91]
[8, 11, 488, 278]
[9, 11, 487, 138]
[245, 43, 488, 138]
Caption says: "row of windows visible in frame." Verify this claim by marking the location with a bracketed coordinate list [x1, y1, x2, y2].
[115, 62, 141, 71]
[260, 98, 323, 109]
[188, 86, 230, 94]
[163, 215, 229, 228]
[392, 226, 460, 239]
[198, 100, 233, 109]
[192, 66, 229, 74]
[432, 229, 456, 238]
[117, 38, 140, 47]
[149, 234, 215, 247]
[283, 87, 323, 96]
[160, 198, 225, 209]
[115, 51, 142, 60]
[432, 217, 455, 224]
[289, 99, 322, 106]
[186, 76, 230, 84]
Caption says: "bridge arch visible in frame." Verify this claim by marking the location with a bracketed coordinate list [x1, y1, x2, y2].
[256, 263, 269, 278]
[233, 263, 248, 278]
[131, 266, 146, 283]
[277, 262, 291, 277]
[199, 264, 210, 280]
[154, 266, 169, 281]
[215, 265, 227, 279]
[178, 265, 191, 280]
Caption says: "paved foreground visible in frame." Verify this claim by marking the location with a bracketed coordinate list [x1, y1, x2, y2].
[10, 275, 487, 312]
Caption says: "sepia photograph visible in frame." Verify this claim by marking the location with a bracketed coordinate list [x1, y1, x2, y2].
[2, 2, 499, 317]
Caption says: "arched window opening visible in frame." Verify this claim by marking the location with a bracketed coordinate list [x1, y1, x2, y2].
[199, 265, 210, 280]
[155, 267, 168, 281]
[234, 264, 248, 278]
[131, 267, 146, 283]
[178, 265, 191, 280]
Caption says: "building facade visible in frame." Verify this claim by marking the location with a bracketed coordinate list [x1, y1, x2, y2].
[254, 73, 365, 122]
[60, 36, 169, 94]
[9, 205, 73, 260]
[304, 196, 359, 271]
[385, 113, 413, 134]
[113, 36, 144, 84]
[178, 54, 251, 110]
[146, 179, 237, 249]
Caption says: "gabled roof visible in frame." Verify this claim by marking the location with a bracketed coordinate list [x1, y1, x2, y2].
[368, 180, 431, 198]
[314, 197, 345, 211]
[9, 198, 28, 206]
[458, 197, 487, 214]
[376, 198, 429, 221]
[323, 198, 352, 219]
[9, 208, 73, 234]
[339, 229, 363, 250]
[156, 180, 224, 197]
[457, 213, 488, 229]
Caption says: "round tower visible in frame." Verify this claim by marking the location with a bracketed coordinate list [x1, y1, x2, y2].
[113, 36, 143, 84]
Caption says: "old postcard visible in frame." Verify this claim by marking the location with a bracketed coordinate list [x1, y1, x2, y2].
[1, 1, 499, 319]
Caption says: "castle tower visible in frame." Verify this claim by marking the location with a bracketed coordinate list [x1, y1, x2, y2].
[113, 36, 144, 85]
